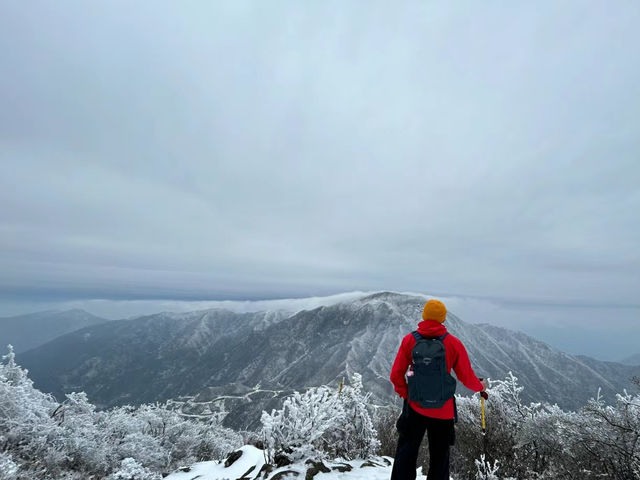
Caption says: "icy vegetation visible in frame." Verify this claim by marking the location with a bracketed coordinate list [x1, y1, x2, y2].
[2, 346, 640, 479]
[0, 346, 242, 479]
[450, 373, 640, 479]
[260, 373, 379, 462]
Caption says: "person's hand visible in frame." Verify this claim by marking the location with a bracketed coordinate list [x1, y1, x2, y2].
[478, 378, 489, 399]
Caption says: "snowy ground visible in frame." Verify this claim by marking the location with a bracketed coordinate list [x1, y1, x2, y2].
[164, 445, 431, 480]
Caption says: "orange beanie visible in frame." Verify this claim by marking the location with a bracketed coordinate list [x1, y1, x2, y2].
[422, 299, 447, 323]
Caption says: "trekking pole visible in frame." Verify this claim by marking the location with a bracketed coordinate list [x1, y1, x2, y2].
[481, 395, 486, 435]
[478, 379, 489, 461]
[479, 378, 488, 435]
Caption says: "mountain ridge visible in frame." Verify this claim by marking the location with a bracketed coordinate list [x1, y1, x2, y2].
[16, 292, 639, 429]
[620, 353, 640, 366]
[0, 309, 109, 353]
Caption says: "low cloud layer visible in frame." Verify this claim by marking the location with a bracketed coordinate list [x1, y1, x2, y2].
[2, 291, 637, 361]
[1, 1, 639, 345]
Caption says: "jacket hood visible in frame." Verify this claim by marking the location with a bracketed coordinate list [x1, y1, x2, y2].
[416, 319, 448, 337]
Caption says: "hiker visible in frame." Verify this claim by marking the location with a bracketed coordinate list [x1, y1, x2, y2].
[389, 299, 488, 480]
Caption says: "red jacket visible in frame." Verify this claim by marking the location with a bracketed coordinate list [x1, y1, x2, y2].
[389, 319, 484, 419]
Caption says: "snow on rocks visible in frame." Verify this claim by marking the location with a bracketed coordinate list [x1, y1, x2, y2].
[165, 445, 264, 480]
[164, 446, 432, 480]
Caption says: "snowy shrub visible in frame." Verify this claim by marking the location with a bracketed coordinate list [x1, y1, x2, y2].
[452, 372, 640, 480]
[559, 389, 640, 480]
[455, 373, 573, 479]
[261, 385, 343, 461]
[0, 345, 65, 476]
[106, 457, 161, 480]
[0, 346, 242, 479]
[373, 405, 400, 457]
[53, 392, 115, 475]
[114, 431, 166, 470]
[98, 402, 242, 474]
[261, 373, 379, 462]
[475, 454, 501, 480]
[113, 403, 243, 467]
[331, 373, 380, 459]
[0, 451, 19, 480]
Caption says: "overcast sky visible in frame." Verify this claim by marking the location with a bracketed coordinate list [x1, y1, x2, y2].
[1, 2, 639, 358]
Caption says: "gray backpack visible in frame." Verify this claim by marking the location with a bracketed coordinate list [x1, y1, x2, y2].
[407, 331, 457, 408]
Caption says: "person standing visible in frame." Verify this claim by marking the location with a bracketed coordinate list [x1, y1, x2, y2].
[389, 299, 488, 480]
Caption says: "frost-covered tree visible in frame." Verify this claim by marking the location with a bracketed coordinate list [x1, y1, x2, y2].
[0, 451, 19, 480]
[0, 345, 65, 477]
[331, 373, 380, 459]
[260, 373, 379, 463]
[454, 373, 569, 479]
[560, 390, 640, 480]
[452, 372, 640, 480]
[106, 458, 162, 480]
[0, 346, 242, 479]
[261, 385, 344, 462]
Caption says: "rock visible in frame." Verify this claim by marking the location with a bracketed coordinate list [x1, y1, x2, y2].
[304, 460, 330, 480]
[274, 453, 293, 468]
[224, 450, 243, 468]
[271, 470, 300, 479]
[360, 460, 383, 468]
[257, 463, 274, 479]
[251, 439, 266, 450]
[331, 462, 353, 472]
[238, 465, 256, 478]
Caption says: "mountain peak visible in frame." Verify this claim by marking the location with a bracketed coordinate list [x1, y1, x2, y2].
[358, 291, 424, 303]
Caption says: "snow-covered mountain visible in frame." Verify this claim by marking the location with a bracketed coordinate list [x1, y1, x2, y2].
[0, 309, 109, 353]
[17, 292, 639, 429]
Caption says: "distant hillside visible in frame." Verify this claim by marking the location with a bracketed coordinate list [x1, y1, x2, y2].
[621, 353, 640, 366]
[0, 309, 109, 353]
[17, 293, 640, 429]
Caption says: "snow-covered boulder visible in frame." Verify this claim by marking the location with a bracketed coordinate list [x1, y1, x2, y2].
[164, 446, 425, 480]
[165, 445, 265, 480]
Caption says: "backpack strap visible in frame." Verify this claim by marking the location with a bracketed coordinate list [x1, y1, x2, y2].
[412, 331, 448, 342]
[437, 332, 455, 421]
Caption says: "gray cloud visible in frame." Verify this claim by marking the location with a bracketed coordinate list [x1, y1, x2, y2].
[1, 1, 639, 324]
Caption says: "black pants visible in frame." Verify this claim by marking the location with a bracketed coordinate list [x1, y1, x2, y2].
[390, 402, 455, 480]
